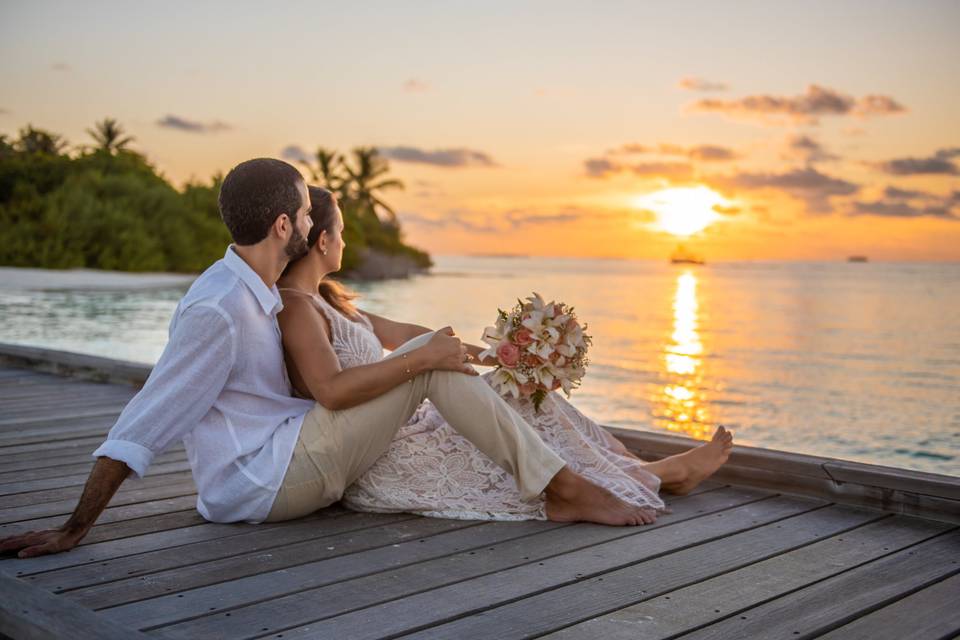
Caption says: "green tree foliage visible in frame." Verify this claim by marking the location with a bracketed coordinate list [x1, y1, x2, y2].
[0, 121, 430, 273]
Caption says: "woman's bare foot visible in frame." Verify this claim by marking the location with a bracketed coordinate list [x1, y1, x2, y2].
[645, 426, 734, 495]
[544, 466, 657, 526]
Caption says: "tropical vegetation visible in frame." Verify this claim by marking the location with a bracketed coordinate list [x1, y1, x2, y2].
[0, 120, 431, 275]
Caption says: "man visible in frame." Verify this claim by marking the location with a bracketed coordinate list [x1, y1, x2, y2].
[0, 157, 652, 560]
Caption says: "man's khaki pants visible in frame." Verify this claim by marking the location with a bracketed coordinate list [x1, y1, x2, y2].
[265, 330, 567, 522]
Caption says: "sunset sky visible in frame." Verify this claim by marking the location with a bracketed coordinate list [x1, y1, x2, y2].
[2, 1, 959, 261]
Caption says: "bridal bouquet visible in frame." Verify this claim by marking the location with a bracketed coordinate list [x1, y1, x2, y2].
[478, 292, 593, 412]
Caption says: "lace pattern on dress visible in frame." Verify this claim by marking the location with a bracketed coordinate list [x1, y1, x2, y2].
[279, 288, 383, 369]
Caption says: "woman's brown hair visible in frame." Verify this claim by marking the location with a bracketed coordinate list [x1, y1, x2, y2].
[282, 186, 362, 320]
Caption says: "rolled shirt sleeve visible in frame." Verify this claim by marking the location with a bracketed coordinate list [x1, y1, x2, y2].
[92, 302, 237, 478]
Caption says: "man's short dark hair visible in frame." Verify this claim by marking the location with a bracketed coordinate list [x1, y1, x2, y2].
[218, 158, 305, 245]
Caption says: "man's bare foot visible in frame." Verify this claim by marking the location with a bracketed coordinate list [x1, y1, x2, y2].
[645, 426, 734, 495]
[544, 466, 657, 526]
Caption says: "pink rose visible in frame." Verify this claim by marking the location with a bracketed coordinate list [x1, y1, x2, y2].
[565, 318, 579, 332]
[548, 351, 561, 362]
[513, 328, 534, 346]
[496, 341, 520, 368]
[519, 381, 537, 396]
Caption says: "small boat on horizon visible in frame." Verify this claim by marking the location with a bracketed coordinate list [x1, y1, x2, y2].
[848, 255, 869, 263]
[671, 245, 705, 265]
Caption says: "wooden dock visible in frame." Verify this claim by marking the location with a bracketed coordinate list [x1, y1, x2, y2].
[1, 343, 958, 640]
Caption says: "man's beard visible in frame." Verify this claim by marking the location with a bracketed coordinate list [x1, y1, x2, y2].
[284, 225, 309, 260]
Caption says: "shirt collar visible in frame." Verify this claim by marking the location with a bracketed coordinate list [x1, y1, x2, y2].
[223, 245, 284, 316]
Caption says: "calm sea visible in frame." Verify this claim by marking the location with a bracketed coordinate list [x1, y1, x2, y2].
[1, 256, 957, 476]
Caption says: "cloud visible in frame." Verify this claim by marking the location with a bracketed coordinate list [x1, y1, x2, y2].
[584, 157, 620, 178]
[400, 206, 586, 233]
[50, 62, 70, 72]
[380, 146, 497, 168]
[847, 199, 957, 220]
[706, 167, 860, 214]
[872, 147, 960, 175]
[609, 142, 737, 162]
[280, 145, 312, 164]
[156, 114, 232, 134]
[503, 208, 585, 229]
[782, 134, 841, 164]
[883, 186, 933, 200]
[628, 162, 695, 180]
[585, 157, 695, 181]
[712, 204, 742, 216]
[402, 78, 430, 93]
[686, 84, 906, 126]
[399, 210, 500, 233]
[677, 76, 729, 92]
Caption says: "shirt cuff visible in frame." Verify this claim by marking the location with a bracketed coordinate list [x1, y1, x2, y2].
[91, 439, 155, 479]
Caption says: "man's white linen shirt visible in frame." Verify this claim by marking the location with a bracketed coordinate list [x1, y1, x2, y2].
[92, 246, 316, 523]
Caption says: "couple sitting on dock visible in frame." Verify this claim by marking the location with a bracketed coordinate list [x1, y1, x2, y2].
[1, 158, 733, 559]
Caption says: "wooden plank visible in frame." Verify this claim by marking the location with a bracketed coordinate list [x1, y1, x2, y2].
[0, 479, 198, 524]
[609, 427, 960, 522]
[0, 435, 122, 459]
[0, 495, 199, 535]
[677, 529, 960, 640]
[0, 506, 348, 576]
[0, 449, 187, 482]
[31, 512, 417, 593]
[77, 510, 210, 545]
[541, 515, 952, 639]
[0, 386, 132, 407]
[0, 343, 152, 386]
[0, 409, 122, 430]
[0, 427, 116, 448]
[90, 484, 724, 631]
[816, 572, 960, 640]
[334, 503, 884, 640]
[0, 442, 183, 467]
[142, 486, 775, 637]
[0, 574, 148, 640]
[0, 467, 194, 507]
[69, 515, 485, 610]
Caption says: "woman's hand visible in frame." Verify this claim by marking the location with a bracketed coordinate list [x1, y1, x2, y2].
[421, 327, 480, 376]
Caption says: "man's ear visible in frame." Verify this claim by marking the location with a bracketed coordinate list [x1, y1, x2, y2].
[272, 213, 291, 240]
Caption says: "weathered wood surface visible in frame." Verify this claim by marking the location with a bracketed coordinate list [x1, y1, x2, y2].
[1, 356, 958, 640]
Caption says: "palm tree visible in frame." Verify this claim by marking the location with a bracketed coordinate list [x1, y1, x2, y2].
[302, 147, 345, 193]
[15, 125, 68, 155]
[342, 146, 404, 224]
[87, 117, 134, 154]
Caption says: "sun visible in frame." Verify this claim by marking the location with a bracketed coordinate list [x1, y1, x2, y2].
[634, 186, 729, 236]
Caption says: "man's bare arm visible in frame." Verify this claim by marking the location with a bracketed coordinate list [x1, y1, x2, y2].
[0, 456, 131, 558]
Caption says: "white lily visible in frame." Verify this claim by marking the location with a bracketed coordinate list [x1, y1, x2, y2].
[521, 311, 545, 331]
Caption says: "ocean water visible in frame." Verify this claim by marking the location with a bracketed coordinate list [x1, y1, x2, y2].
[1, 256, 958, 476]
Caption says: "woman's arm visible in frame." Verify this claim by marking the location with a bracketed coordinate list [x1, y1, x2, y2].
[361, 310, 497, 366]
[279, 297, 478, 411]
[360, 310, 431, 350]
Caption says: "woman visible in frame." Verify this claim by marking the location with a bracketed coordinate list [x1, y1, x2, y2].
[270, 186, 733, 524]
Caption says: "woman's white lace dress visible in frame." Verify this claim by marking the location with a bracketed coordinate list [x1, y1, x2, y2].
[298, 291, 666, 521]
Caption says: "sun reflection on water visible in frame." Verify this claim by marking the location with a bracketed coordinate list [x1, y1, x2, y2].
[654, 271, 713, 440]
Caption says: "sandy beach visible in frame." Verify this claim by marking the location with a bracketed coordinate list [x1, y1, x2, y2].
[0, 267, 197, 291]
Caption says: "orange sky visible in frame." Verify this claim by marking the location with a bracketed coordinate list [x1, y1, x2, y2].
[2, 2, 959, 261]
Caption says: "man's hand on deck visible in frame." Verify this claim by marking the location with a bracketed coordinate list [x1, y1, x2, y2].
[0, 527, 86, 558]
[0, 456, 131, 558]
